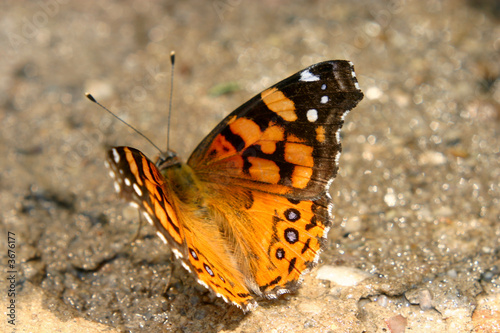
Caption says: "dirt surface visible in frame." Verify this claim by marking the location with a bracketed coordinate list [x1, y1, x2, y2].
[1, 1, 499, 332]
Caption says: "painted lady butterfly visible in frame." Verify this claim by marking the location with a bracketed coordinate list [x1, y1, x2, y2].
[104, 60, 363, 311]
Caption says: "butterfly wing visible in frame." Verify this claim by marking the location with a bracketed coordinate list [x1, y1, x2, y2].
[188, 60, 363, 200]
[106, 147, 257, 309]
[106, 147, 186, 249]
[196, 185, 331, 299]
[186, 60, 363, 300]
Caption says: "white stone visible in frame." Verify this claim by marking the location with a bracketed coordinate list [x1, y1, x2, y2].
[316, 265, 372, 286]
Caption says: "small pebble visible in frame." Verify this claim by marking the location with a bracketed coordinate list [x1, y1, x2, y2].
[316, 265, 372, 286]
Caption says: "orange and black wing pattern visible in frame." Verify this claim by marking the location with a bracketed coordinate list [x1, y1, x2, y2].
[188, 61, 363, 200]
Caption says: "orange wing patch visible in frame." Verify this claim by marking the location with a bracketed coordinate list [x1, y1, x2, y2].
[207, 132, 239, 161]
[247, 157, 281, 184]
[261, 87, 297, 121]
[290, 166, 313, 189]
[260, 123, 285, 154]
[229, 118, 262, 149]
[124, 148, 144, 186]
[284, 143, 314, 167]
[315, 126, 326, 143]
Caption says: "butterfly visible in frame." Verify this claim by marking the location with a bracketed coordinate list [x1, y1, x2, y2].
[104, 60, 363, 311]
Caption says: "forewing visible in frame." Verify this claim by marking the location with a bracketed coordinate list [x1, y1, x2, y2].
[187, 60, 363, 200]
[106, 147, 256, 310]
[106, 147, 187, 250]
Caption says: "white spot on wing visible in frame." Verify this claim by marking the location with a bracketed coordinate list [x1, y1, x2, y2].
[341, 109, 350, 121]
[172, 248, 183, 259]
[324, 224, 331, 238]
[327, 202, 334, 218]
[334, 151, 341, 165]
[216, 293, 228, 303]
[299, 69, 320, 82]
[324, 177, 334, 220]
[108, 170, 115, 179]
[347, 61, 361, 90]
[182, 261, 192, 273]
[112, 148, 120, 163]
[313, 254, 321, 264]
[306, 109, 318, 122]
[156, 231, 168, 244]
[197, 278, 208, 288]
[325, 178, 335, 199]
[245, 302, 257, 311]
[104, 160, 110, 169]
[143, 212, 154, 225]
[133, 183, 142, 196]
[129, 202, 139, 209]
[321, 84, 327, 90]
[113, 181, 120, 193]
[124, 177, 131, 186]
[276, 288, 289, 295]
[321, 96, 329, 104]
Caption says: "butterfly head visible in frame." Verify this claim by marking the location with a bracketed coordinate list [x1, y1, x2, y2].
[156, 150, 181, 170]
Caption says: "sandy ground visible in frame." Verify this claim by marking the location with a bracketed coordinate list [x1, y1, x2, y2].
[1, 1, 499, 332]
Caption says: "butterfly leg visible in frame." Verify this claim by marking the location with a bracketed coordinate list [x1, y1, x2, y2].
[127, 209, 145, 244]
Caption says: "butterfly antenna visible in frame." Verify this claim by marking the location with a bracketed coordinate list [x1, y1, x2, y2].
[166, 51, 175, 152]
[85, 93, 165, 157]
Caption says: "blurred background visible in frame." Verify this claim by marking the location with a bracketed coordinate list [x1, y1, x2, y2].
[0, 1, 499, 332]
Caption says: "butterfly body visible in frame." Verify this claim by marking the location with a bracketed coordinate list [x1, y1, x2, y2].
[105, 60, 363, 311]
